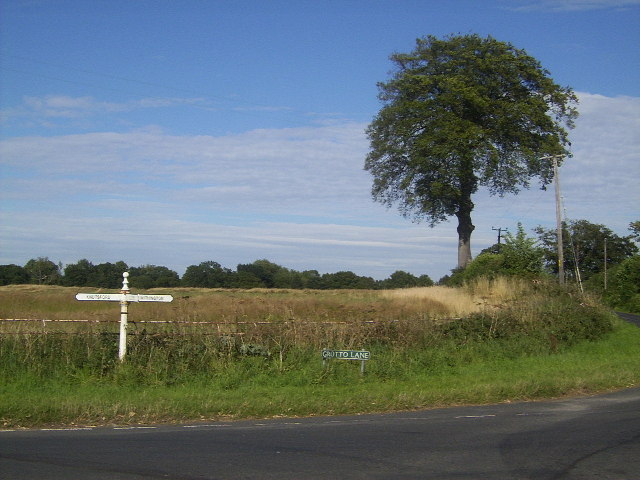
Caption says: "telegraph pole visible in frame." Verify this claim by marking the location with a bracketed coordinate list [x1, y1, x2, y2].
[604, 237, 608, 291]
[492, 227, 508, 252]
[542, 155, 565, 284]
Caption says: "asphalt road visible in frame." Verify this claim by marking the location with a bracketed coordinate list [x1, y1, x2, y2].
[2, 386, 639, 480]
[617, 311, 640, 328]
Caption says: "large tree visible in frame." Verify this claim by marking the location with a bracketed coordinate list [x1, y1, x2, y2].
[128, 264, 180, 288]
[365, 34, 578, 268]
[182, 261, 232, 288]
[24, 257, 61, 285]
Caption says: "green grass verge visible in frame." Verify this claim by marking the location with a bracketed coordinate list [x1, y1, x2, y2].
[2, 318, 638, 429]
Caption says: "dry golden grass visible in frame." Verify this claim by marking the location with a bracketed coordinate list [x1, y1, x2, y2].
[0, 279, 532, 343]
[380, 286, 478, 317]
[465, 276, 528, 302]
[0, 284, 491, 323]
[0, 281, 528, 321]
[380, 277, 528, 318]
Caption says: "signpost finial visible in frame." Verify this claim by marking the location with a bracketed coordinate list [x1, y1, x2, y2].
[121, 272, 130, 293]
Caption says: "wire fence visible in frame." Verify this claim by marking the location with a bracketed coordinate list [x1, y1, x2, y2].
[0, 318, 373, 325]
[0, 318, 250, 338]
[0, 318, 386, 337]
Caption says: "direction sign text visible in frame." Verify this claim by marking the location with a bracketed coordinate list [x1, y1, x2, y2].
[322, 349, 370, 360]
[76, 293, 173, 303]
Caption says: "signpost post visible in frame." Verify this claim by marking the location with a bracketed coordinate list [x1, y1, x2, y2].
[322, 349, 370, 375]
[76, 272, 173, 361]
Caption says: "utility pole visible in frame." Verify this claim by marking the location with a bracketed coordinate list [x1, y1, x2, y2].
[604, 237, 608, 291]
[542, 155, 565, 284]
[492, 227, 508, 252]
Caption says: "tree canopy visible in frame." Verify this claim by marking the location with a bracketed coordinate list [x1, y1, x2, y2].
[128, 265, 180, 289]
[535, 219, 638, 280]
[629, 221, 640, 242]
[24, 257, 61, 285]
[0, 264, 29, 286]
[0, 258, 433, 290]
[365, 33, 578, 268]
[182, 261, 232, 288]
[63, 259, 128, 288]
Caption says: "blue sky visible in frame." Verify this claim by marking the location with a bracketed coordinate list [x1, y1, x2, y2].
[1, 0, 639, 282]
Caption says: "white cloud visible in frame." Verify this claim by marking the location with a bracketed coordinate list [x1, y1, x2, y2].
[559, 93, 639, 225]
[0, 122, 373, 217]
[0, 95, 209, 126]
[471, 92, 639, 243]
[1, 93, 638, 280]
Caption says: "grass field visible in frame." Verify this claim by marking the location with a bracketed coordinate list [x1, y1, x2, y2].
[1, 278, 639, 428]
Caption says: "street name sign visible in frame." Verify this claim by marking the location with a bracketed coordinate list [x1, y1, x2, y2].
[76, 272, 173, 360]
[76, 293, 173, 303]
[322, 349, 370, 360]
[136, 294, 173, 302]
[76, 293, 124, 301]
[322, 349, 371, 375]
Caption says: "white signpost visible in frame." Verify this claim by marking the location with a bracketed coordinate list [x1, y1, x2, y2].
[76, 272, 173, 361]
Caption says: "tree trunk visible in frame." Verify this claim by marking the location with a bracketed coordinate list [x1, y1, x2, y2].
[455, 155, 477, 269]
[456, 199, 475, 269]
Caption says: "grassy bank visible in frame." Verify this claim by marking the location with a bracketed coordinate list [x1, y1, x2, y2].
[1, 279, 639, 428]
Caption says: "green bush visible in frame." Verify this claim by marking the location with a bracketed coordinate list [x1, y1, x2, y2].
[500, 223, 544, 276]
[440, 292, 613, 356]
[441, 224, 545, 286]
[459, 253, 505, 281]
[587, 255, 640, 314]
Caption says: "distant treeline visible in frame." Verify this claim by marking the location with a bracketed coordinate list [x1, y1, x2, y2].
[0, 257, 434, 290]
